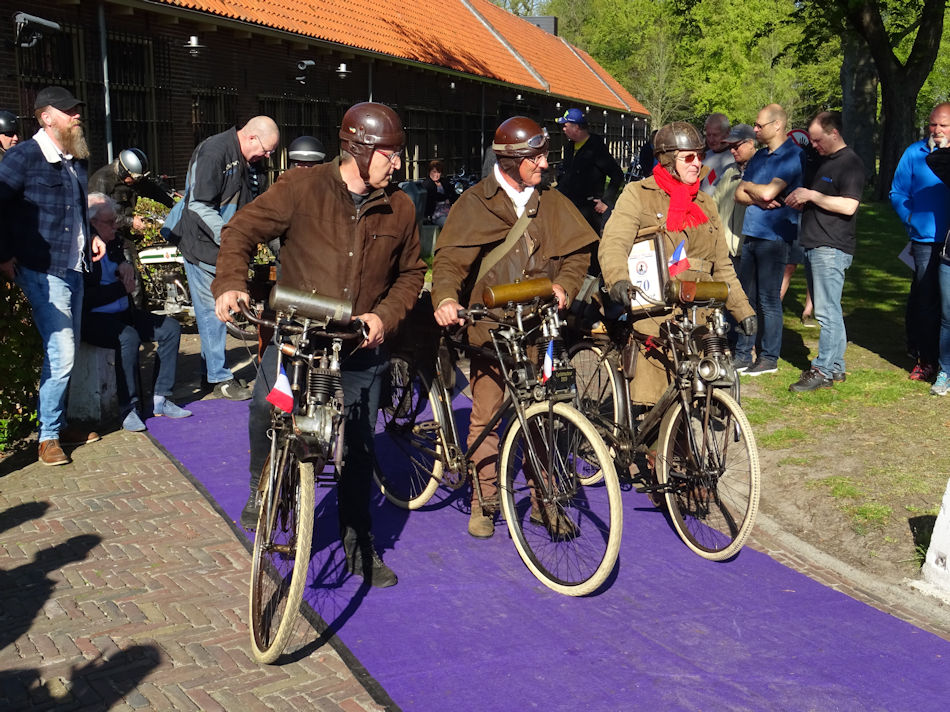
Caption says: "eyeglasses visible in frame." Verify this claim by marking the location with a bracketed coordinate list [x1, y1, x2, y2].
[676, 151, 705, 164]
[375, 148, 403, 164]
[753, 119, 777, 130]
[524, 152, 548, 166]
[254, 136, 274, 158]
[728, 140, 752, 149]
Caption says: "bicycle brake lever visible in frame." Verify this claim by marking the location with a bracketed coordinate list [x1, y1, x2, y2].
[352, 317, 369, 341]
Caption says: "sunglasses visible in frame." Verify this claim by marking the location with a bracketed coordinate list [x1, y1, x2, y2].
[677, 151, 705, 164]
[1, 131, 15, 138]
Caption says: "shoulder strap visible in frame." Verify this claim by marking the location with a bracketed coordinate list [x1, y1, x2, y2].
[475, 209, 533, 285]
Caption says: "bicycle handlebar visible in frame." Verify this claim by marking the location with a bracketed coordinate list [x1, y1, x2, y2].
[237, 298, 367, 341]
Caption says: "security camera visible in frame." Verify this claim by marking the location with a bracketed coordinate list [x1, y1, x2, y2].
[297, 60, 315, 71]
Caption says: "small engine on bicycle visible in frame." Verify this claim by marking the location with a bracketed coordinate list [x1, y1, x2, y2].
[661, 285, 739, 400]
[258, 285, 362, 465]
[280, 340, 345, 461]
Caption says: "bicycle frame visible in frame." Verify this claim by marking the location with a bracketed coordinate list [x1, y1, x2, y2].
[420, 297, 577, 508]
[575, 286, 740, 485]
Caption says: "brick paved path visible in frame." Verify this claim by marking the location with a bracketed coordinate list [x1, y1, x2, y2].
[0, 430, 391, 711]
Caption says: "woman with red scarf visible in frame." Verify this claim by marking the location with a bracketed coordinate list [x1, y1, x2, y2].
[599, 121, 755, 406]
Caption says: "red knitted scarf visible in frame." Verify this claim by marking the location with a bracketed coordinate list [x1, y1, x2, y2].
[652, 163, 709, 231]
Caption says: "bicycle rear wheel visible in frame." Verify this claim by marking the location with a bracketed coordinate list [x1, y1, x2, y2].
[569, 341, 625, 485]
[373, 356, 444, 509]
[249, 441, 315, 663]
[656, 389, 760, 561]
[499, 402, 622, 596]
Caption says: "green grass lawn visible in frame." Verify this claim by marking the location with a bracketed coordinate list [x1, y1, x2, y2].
[741, 202, 949, 557]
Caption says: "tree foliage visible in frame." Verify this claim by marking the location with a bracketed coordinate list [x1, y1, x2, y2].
[535, 0, 947, 196]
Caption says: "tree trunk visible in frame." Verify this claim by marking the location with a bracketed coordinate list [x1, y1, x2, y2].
[840, 31, 878, 185]
[878, 75, 922, 201]
[838, 0, 944, 200]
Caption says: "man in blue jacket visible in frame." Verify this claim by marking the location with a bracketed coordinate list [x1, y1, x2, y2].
[0, 86, 104, 465]
[889, 102, 950, 382]
[163, 116, 279, 400]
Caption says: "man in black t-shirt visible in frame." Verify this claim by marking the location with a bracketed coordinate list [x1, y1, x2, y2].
[784, 111, 865, 391]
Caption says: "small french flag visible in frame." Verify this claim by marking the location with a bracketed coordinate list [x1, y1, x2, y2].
[668, 239, 690, 278]
[541, 340, 554, 383]
[266, 366, 294, 413]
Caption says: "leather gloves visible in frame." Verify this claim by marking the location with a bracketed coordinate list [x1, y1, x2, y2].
[608, 280, 634, 308]
[739, 315, 757, 337]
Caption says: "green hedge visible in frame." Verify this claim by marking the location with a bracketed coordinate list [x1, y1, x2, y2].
[0, 279, 42, 450]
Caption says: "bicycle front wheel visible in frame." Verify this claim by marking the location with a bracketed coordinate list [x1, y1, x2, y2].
[249, 443, 315, 663]
[373, 356, 444, 509]
[499, 402, 622, 596]
[656, 389, 760, 561]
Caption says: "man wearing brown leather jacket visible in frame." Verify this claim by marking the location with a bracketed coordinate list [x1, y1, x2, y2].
[432, 116, 597, 539]
[213, 102, 425, 588]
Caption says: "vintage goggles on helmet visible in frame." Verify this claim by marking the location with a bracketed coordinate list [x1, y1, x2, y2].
[492, 127, 549, 154]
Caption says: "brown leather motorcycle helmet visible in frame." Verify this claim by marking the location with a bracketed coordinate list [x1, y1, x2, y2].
[492, 116, 549, 187]
[654, 121, 704, 176]
[339, 102, 406, 180]
[492, 116, 549, 158]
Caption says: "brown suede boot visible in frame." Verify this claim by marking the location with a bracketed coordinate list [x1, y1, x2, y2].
[468, 506, 494, 539]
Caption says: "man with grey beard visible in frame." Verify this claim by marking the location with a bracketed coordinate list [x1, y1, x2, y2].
[0, 86, 104, 466]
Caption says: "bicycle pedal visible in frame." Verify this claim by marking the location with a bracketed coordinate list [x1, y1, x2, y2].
[415, 420, 440, 432]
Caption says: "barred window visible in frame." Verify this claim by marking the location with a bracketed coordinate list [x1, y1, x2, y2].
[257, 96, 339, 172]
[192, 88, 237, 146]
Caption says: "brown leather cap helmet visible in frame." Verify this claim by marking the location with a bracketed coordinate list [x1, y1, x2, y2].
[339, 102, 406, 179]
[492, 116, 549, 158]
[653, 122, 704, 155]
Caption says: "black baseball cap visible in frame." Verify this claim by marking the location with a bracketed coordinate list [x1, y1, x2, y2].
[34, 86, 84, 112]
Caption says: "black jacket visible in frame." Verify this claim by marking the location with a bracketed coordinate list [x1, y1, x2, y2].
[556, 132, 624, 227]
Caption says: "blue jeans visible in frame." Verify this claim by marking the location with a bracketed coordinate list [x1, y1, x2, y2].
[938, 262, 950, 374]
[736, 237, 787, 363]
[15, 266, 84, 442]
[906, 241, 941, 363]
[804, 246, 853, 376]
[248, 343, 389, 536]
[82, 310, 182, 411]
[183, 260, 232, 384]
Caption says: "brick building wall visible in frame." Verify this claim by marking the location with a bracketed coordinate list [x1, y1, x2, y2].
[0, 2, 647, 186]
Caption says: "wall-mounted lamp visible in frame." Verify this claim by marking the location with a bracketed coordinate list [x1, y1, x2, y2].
[183, 35, 204, 57]
[555, 102, 561, 109]
[515, 94, 523, 102]
[449, 81, 456, 91]
[14, 11, 61, 49]
[336, 62, 350, 80]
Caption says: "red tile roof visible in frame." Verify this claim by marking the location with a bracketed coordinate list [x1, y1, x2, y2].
[152, 0, 646, 114]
